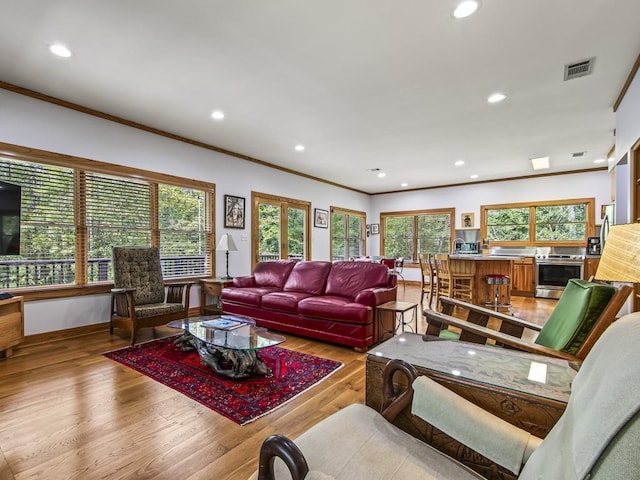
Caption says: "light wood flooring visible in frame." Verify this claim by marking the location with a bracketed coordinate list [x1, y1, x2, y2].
[0, 286, 556, 480]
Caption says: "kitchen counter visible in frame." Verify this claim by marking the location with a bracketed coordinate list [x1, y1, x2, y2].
[449, 254, 530, 260]
[448, 255, 516, 305]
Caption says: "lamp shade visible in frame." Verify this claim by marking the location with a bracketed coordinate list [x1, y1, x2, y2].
[595, 223, 640, 283]
[216, 233, 238, 252]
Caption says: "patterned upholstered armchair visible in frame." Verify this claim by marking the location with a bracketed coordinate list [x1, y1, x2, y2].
[110, 246, 194, 344]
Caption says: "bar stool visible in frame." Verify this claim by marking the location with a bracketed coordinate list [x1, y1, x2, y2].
[484, 274, 512, 312]
[434, 254, 475, 307]
[418, 253, 437, 309]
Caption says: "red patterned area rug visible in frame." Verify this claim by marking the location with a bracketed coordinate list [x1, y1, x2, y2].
[104, 336, 343, 425]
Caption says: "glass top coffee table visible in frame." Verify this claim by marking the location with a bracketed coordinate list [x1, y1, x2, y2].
[167, 315, 285, 379]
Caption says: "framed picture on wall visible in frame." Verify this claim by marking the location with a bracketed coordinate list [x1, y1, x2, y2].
[370, 223, 379, 235]
[461, 212, 474, 228]
[224, 195, 245, 229]
[314, 208, 329, 228]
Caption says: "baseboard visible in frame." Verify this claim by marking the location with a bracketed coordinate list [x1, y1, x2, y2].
[22, 306, 202, 346]
[22, 322, 111, 346]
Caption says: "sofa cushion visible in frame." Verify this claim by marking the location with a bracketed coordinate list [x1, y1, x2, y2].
[135, 302, 184, 318]
[298, 296, 371, 324]
[262, 291, 315, 313]
[253, 260, 297, 288]
[222, 286, 281, 307]
[283, 261, 332, 294]
[325, 262, 390, 298]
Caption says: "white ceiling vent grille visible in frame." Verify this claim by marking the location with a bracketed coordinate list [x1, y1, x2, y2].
[564, 58, 595, 81]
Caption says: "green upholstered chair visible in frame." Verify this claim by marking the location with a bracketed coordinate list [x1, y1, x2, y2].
[253, 312, 640, 479]
[423, 278, 632, 362]
[110, 246, 194, 344]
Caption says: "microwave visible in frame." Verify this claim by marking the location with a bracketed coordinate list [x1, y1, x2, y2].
[454, 241, 480, 254]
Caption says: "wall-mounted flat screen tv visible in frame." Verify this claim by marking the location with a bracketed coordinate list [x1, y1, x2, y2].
[0, 180, 21, 256]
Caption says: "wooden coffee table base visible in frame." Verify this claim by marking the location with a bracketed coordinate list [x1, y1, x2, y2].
[175, 333, 272, 379]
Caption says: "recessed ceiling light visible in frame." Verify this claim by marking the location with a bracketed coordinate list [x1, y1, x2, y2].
[454, 160, 465, 167]
[49, 43, 72, 58]
[531, 156, 550, 170]
[211, 110, 225, 120]
[470, 174, 479, 179]
[593, 158, 606, 164]
[488, 93, 506, 103]
[377, 172, 386, 178]
[453, 1, 479, 19]
[294, 144, 305, 152]
[400, 182, 408, 187]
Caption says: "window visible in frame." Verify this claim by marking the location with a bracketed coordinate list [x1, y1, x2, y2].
[0, 147, 214, 291]
[381, 209, 454, 262]
[252, 192, 311, 267]
[85, 172, 152, 282]
[330, 207, 365, 261]
[0, 159, 75, 287]
[481, 198, 594, 245]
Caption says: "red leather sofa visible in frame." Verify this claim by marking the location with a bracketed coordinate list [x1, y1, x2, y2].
[221, 260, 398, 350]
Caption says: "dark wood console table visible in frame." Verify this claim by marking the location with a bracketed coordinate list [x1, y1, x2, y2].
[366, 333, 576, 479]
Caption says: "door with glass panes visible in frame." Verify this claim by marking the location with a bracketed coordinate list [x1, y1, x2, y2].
[252, 192, 310, 269]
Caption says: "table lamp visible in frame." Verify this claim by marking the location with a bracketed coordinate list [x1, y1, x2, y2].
[594, 223, 640, 285]
[216, 233, 238, 279]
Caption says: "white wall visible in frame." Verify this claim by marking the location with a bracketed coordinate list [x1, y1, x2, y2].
[0, 90, 370, 334]
[614, 68, 640, 225]
[0, 89, 613, 334]
[615, 70, 640, 166]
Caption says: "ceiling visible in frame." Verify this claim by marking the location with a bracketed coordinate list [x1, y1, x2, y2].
[1, 1, 640, 194]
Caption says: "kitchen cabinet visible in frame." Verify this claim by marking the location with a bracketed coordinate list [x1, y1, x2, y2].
[584, 258, 600, 281]
[511, 258, 535, 296]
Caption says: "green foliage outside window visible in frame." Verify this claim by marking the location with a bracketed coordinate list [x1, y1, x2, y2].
[384, 216, 414, 260]
[383, 211, 452, 261]
[486, 207, 529, 241]
[0, 156, 212, 289]
[486, 202, 589, 242]
[258, 204, 281, 258]
[287, 207, 305, 257]
[535, 204, 586, 240]
[330, 210, 364, 261]
[417, 214, 451, 254]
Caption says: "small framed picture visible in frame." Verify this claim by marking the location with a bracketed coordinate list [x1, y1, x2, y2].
[314, 208, 328, 228]
[224, 195, 245, 229]
[461, 212, 474, 228]
[370, 223, 379, 235]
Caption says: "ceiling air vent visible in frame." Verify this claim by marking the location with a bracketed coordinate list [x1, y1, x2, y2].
[572, 151, 586, 158]
[564, 58, 595, 81]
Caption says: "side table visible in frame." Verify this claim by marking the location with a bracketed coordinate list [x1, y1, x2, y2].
[200, 278, 233, 315]
[376, 301, 418, 342]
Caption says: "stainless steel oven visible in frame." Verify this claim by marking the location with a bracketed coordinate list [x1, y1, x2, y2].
[535, 247, 585, 299]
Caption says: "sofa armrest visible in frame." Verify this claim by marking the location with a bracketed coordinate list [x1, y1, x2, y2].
[411, 376, 542, 474]
[354, 286, 397, 307]
[233, 276, 256, 288]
